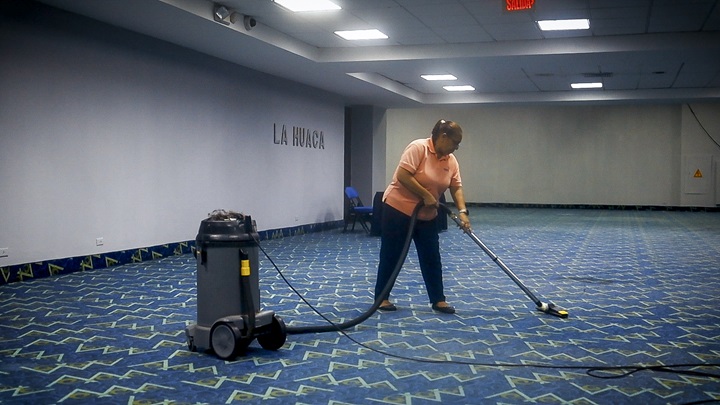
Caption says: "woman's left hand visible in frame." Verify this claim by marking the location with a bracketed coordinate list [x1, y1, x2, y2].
[458, 213, 471, 231]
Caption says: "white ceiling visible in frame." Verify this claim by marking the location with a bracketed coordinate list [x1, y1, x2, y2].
[37, 0, 720, 107]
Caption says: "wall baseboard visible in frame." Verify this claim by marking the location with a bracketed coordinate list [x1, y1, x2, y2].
[0, 220, 344, 285]
[466, 202, 720, 212]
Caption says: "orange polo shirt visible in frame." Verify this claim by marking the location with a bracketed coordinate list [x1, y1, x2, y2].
[383, 138, 462, 221]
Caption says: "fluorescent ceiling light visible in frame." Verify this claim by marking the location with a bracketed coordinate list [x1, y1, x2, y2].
[571, 82, 603, 89]
[537, 18, 590, 31]
[273, 0, 340, 12]
[421, 74, 457, 81]
[335, 29, 388, 40]
[443, 85, 475, 92]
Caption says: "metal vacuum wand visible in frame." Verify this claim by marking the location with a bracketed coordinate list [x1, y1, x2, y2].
[445, 209, 568, 319]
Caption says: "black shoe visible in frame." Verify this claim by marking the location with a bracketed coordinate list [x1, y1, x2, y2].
[432, 303, 456, 314]
[378, 303, 397, 311]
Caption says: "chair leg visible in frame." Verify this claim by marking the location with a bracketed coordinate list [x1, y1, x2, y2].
[359, 216, 371, 233]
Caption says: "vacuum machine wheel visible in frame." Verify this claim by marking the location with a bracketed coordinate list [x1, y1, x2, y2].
[210, 322, 250, 360]
[257, 315, 287, 351]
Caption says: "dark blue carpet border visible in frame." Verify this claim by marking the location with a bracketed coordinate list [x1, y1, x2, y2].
[0, 220, 343, 286]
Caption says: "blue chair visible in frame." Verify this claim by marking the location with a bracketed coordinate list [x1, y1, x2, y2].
[344, 186, 373, 233]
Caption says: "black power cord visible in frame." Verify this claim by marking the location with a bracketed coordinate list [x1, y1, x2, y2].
[687, 104, 720, 150]
[265, 203, 424, 335]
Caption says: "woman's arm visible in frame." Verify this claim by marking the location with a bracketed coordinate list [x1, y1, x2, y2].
[449, 185, 471, 230]
[397, 167, 437, 207]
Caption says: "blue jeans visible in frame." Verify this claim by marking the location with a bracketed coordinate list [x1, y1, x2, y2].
[374, 203, 445, 304]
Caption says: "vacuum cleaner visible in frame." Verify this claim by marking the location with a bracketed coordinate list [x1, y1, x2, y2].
[185, 211, 287, 360]
[185, 204, 567, 359]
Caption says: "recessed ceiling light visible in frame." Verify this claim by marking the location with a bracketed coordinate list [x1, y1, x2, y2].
[443, 85, 475, 92]
[334, 29, 388, 40]
[273, 0, 341, 12]
[421, 74, 458, 81]
[571, 82, 603, 89]
[537, 18, 590, 31]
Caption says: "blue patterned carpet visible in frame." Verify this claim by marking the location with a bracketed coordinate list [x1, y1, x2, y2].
[1, 208, 719, 404]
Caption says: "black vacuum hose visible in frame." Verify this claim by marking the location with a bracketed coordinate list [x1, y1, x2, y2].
[283, 201, 566, 335]
[285, 202, 424, 335]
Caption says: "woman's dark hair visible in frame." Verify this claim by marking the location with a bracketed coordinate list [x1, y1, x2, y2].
[431, 119, 461, 141]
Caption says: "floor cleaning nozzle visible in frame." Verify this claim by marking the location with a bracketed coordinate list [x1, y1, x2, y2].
[537, 302, 569, 318]
[441, 204, 569, 319]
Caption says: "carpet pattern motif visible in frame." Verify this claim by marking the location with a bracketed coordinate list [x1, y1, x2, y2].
[1, 208, 719, 404]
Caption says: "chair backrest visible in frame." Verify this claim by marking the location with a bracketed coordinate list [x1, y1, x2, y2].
[344, 186, 364, 208]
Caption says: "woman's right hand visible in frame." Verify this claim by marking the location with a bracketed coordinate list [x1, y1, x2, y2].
[423, 195, 438, 208]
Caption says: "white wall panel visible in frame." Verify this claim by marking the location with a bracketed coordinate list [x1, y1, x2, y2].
[0, 9, 344, 266]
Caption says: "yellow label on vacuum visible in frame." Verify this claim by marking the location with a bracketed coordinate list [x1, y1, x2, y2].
[241, 259, 251, 276]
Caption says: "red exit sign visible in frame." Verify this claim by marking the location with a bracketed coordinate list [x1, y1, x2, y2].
[507, 0, 534, 11]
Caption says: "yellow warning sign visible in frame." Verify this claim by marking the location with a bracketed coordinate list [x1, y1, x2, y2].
[694, 169, 703, 178]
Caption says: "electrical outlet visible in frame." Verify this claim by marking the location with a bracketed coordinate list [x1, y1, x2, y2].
[0, 247, 8, 258]
[95, 237, 104, 246]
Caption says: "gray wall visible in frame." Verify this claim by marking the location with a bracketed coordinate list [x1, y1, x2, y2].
[383, 103, 720, 207]
[347, 105, 387, 204]
[680, 104, 720, 206]
[347, 106, 375, 203]
[0, 5, 344, 266]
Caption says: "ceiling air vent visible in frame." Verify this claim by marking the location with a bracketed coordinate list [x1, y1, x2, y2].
[583, 72, 613, 78]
